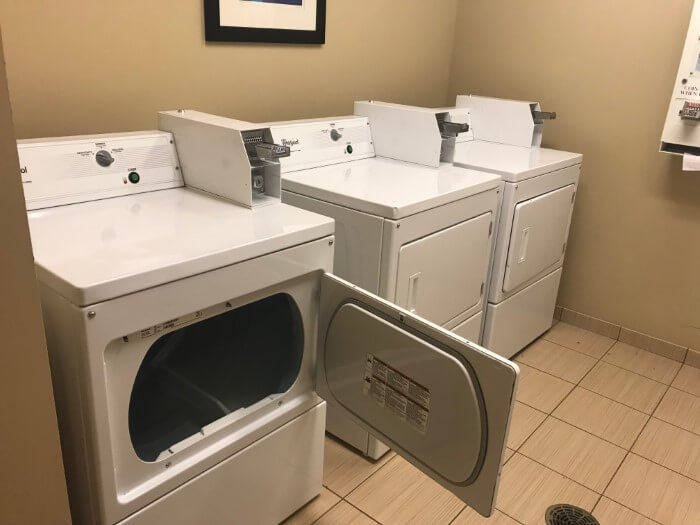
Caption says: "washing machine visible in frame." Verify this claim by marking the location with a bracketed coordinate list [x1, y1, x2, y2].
[19, 120, 519, 523]
[452, 96, 582, 359]
[263, 102, 502, 459]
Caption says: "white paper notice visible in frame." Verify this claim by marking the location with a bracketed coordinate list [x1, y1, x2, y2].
[682, 153, 700, 171]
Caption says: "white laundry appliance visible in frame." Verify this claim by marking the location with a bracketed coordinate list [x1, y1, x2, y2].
[20, 117, 519, 524]
[452, 96, 582, 359]
[262, 101, 502, 459]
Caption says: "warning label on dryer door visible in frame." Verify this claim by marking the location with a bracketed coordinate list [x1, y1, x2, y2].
[362, 354, 430, 434]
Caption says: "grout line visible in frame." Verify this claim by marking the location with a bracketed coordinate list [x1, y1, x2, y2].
[545, 412, 645, 450]
[592, 497, 665, 525]
[338, 499, 382, 524]
[591, 362, 686, 515]
[309, 497, 344, 525]
[502, 452, 602, 496]
[344, 454, 399, 501]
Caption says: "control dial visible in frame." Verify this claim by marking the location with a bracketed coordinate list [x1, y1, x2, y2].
[330, 128, 342, 142]
[96, 150, 115, 167]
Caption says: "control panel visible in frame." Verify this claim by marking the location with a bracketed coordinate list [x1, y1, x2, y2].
[269, 117, 375, 173]
[661, 1, 700, 155]
[18, 132, 182, 210]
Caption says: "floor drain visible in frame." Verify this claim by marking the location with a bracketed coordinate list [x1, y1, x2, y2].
[545, 504, 600, 525]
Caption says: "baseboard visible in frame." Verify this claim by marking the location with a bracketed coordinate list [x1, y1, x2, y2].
[555, 306, 697, 368]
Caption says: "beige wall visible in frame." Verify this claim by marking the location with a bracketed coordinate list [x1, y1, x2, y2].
[0, 30, 72, 525]
[0, 0, 457, 138]
[449, 0, 700, 349]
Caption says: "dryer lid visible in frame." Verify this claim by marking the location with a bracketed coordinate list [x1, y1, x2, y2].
[453, 141, 582, 182]
[316, 273, 519, 517]
[282, 157, 501, 219]
[28, 188, 334, 306]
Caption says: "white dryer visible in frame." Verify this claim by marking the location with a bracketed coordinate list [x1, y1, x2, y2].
[20, 125, 518, 523]
[266, 105, 502, 459]
[452, 96, 582, 358]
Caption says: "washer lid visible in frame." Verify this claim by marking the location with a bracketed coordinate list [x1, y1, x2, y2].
[453, 141, 582, 182]
[27, 188, 334, 306]
[281, 157, 501, 219]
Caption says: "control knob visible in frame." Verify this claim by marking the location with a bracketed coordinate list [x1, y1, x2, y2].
[330, 128, 342, 142]
[96, 150, 115, 167]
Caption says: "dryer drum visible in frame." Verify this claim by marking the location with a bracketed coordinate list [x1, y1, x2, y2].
[128, 293, 304, 462]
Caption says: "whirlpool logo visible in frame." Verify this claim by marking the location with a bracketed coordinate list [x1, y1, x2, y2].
[281, 138, 300, 147]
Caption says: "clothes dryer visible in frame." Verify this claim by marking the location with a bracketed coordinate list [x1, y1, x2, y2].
[20, 125, 518, 523]
[452, 97, 581, 358]
[265, 106, 502, 459]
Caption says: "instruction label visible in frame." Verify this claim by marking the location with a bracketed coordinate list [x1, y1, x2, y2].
[363, 354, 430, 434]
[139, 310, 204, 339]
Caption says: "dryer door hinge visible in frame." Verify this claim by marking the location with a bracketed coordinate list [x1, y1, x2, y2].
[480, 282, 485, 296]
[488, 221, 493, 237]
[571, 191, 576, 204]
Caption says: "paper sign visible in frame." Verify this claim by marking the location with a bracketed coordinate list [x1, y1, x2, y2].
[682, 153, 700, 171]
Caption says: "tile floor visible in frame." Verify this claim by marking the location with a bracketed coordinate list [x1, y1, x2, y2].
[286, 322, 700, 525]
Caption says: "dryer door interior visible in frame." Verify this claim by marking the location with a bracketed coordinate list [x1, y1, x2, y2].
[502, 184, 575, 293]
[316, 273, 518, 517]
[394, 212, 492, 327]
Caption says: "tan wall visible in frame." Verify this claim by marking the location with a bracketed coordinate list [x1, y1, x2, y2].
[0, 30, 72, 525]
[449, 0, 700, 349]
[0, 0, 457, 138]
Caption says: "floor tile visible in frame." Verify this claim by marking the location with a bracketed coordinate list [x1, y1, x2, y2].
[496, 454, 598, 525]
[580, 361, 667, 414]
[593, 497, 658, 525]
[654, 388, 700, 435]
[517, 339, 597, 383]
[503, 448, 515, 463]
[283, 488, 340, 525]
[553, 387, 649, 448]
[543, 322, 616, 358]
[323, 436, 394, 497]
[506, 401, 547, 450]
[672, 364, 700, 397]
[515, 363, 575, 413]
[452, 507, 519, 525]
[603, 342, 681, 384]
[605, 454, 700, 525]
[619, 327, 688, 362]
[314, 502, 378, 525]
[519, 418, 626, 492]
[632, 418, 700, 482]
[347, 456, 464, 524]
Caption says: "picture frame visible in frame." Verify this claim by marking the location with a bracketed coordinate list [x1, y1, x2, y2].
[204, 0, 327, 44]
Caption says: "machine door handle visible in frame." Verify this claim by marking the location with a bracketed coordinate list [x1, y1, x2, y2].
[407, 272, 421, 313]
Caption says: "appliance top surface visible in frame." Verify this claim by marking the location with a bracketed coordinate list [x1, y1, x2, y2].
[281, 157, 501, 220]
[453, 141, 582, 182]
[28, 187, 334, 306]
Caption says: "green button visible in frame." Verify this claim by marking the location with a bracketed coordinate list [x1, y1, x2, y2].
[346, 145, 353, 154]
[128, 171, 140, 184]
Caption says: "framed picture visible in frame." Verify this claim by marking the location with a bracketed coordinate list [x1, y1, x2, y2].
[204, 0, 327, 44]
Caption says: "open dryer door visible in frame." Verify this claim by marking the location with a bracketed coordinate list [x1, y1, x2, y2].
[316, 273, 519, 517]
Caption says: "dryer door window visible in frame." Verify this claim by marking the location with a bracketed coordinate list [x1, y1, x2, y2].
[503, 184, 575, 293]
[395, 212, 492, 327]
[128, 293, 304, 462]
[316, 273, 518, 517]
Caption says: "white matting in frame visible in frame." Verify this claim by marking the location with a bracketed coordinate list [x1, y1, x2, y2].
[219, 0, 318, 31]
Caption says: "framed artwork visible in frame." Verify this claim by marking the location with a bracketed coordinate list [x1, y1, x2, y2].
[204, 0, 327, 44]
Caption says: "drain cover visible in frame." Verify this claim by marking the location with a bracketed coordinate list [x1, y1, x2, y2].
[545, 504, 600, 525]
